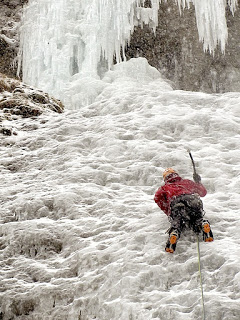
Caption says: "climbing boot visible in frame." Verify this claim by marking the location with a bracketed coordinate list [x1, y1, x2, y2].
[165, 230, 179, 253]
[202, 220, 214, 242]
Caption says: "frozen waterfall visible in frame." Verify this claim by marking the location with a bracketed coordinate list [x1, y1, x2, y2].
[19, 0, 238, 108]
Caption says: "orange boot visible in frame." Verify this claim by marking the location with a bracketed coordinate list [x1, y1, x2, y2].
[202, 220, 214, 242]
[165, 230, 179, 253]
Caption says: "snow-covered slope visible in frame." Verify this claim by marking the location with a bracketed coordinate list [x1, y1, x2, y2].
[0, 59, 240, 319]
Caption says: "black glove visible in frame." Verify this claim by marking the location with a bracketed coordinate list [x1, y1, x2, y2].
[193, 173, 201, 183]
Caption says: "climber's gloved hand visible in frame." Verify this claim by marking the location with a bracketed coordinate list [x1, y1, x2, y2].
[193, 173, 201, 183]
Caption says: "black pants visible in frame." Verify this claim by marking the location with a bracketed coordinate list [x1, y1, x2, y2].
[169, 194, 204, 236]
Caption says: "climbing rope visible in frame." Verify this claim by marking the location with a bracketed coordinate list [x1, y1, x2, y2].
[197, 235, 206, 320]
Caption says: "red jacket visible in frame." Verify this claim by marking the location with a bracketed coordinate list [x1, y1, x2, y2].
[154, 175, 207, 216]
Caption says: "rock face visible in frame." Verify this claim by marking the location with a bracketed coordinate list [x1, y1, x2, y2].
[0, 1, 240, 94]
[0, 73, 64, 136]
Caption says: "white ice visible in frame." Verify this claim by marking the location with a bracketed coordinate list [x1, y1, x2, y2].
[19, 0, 238, 108]
[1, 58, 240, 319]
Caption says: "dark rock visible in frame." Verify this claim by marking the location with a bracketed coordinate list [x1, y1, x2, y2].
[0, 126, 12, 135]
[0, 73, 64, 123]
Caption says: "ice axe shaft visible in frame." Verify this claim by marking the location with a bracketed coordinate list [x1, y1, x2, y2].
[188, 149, 197, 175]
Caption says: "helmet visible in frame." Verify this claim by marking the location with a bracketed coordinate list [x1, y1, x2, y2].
[163, 168, 177, 181]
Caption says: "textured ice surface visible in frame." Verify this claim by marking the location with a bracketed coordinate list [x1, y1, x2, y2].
[1, 59, 240, 319]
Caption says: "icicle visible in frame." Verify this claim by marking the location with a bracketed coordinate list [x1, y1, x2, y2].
[193, 0, 228, 53]
[227, 0, 238, 15]
[176, 0, 238, 53]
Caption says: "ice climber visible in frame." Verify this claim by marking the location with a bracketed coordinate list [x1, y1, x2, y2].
[154, 168, 214, 253]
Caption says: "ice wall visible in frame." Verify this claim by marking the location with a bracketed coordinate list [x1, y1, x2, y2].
[19, 0, 161, 106]
[19, 0, 238, 108]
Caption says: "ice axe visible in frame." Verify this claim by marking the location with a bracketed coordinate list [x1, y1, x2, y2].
[187, 149, 197, 175]
[187, 149, 202, 183]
